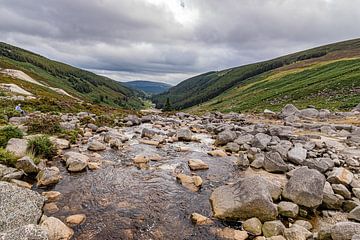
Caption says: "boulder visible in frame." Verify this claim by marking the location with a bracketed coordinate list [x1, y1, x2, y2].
[212, 227, 248, 240]
[64, 151, 89, 172]
[299, 108, 319, 118]
[36, 167, 61, 187]
[188, 159, 209, 171]
[302, 157, 334, 173]
[52, 138, 70, 150]
[280, 104, 300, 118]
[287, 145, 307, 165]
[278, 201, 299, 218]
[262, 220, 285, 237]
[40, 217, 74, 240]
[141, 128, 157, 138]
[349, 206, 360, 222]
[210, 176, 278, 222]
[283, 225, 312, 240]
[208, 149, 227, 157]
[66, 214, 86, 225]
[252, 133, 271, 150]
[282, 167, 325, 208]
[331, 222, 360, 240]
[15, 156, 39, 174]
[0, 224, 48, 240]
[87, 140, 106, 151]
[225, 142, 240, 153]
[332, 184, 352, 199]
[327, 167, 354, 185]
[177, 128, 192, 141]
[243, 217, 262, 236]
[0, 182, 44, 232]
[263, 152, 288, 173]
[215, 130, 237, 146]
[293, 220, 312, 231]
[5, 138, 28, 158]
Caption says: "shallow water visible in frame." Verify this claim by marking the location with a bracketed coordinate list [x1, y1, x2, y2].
[35, 126, 240, 240]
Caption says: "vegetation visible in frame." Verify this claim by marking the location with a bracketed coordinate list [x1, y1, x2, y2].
[59, 129, 80, 144]
[0, 148, 17, 166]
[26, 115, 62, 134]
[124, 80, 172, 96]
[27, 135, 55, 159]
[189, 58, 360, 113]
[163, 98, 173, 112]
[153, 38, 360, 110]
[0, 42, 144, 110]
[0, 125, 23, 148]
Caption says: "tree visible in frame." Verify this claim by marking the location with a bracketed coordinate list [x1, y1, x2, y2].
[163, 98, 172, 112]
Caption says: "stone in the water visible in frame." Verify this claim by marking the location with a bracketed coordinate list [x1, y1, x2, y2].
[242, 217, 262, 236]
[15, 156, 39, 174]
[41, 217, 74, 240]
[210, 176, 278, 222]
[0, 224, 48, 240]
[42, 191, 61, 202]
[0, 182, 45, 232]
[262, 220, 285, 238]
[263, 152, 288, 173]
[208, 149, 227, 157]
[5, 138, 27, 158]
[87, 140, 106, 151]
[177, 128, 192, 141]
[66, 214, 86, 225]
[64, 151, 89, 172]
[190, 213, 213, 225]
[282, 167, 325, 208]
[188, 159, 209, 170]
[36, 167, 61, 187]
[176, 173, 202, 192]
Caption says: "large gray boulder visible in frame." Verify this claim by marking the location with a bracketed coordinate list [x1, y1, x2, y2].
[63, 151, 89, 172]
[287, 145, 307, 165]
[215, 129, 237, 146]
[177, 128, 192, 142]
[5, 138, 28, 158]
[349, 206, 360, 222]
[280, 104, 300, 118]
[0, 224, 48, 240]
[282, 167, 325, 208]
[331, 222, 360, 240]
[87, 140, 106, 151]
[252, 133, 272, 150]
[263, 152, 288, 173]
[299, 108, 319, 118]
[0, 182, 45, 232]
[15, 156, 39, 174]
[210, 176, 278, 222]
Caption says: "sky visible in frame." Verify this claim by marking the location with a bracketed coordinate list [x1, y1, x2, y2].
[1, 0, 360, 85]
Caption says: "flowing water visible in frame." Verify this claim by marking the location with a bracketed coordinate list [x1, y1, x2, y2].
[35, 125, 241, 240]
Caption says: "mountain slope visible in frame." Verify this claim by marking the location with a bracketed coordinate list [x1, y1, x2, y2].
[152, 38, 360, 111]
[0, 42, 144, 109]
[123, 80, 172, 95]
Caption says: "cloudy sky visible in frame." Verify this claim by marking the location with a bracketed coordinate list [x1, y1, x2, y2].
[1, 0, 360, 85]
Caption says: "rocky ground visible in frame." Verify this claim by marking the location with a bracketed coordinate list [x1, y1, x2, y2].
[1, 103, 360, 240]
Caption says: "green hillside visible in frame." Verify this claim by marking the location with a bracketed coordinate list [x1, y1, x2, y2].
[0, 42, 144, 110]
[152, 38, 360, 111]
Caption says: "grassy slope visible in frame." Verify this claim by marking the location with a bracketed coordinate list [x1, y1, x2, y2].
[152, 38, 360, 110]
[0, 42, 144, 110]
[124, 80, 172, 95]
[189, 57, 360, 114]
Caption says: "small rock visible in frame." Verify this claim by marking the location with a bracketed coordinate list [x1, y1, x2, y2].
[190, 213, 213, 225]
[349, 206, 360, 222]
[87, 140, 106, 151]
[188, 159, 209, 170]
[208, 149, 227, 157]
[327, 167, 354, 185]
[41, 217, 74, 240]
[252, 133, 271, 150]
[66, 214, 86, 225]
[64, 151, 89, 172]
[5, 138, 28, 158]
[242, 217, 262, 236]
[15, 156, 39, 174]
[42, 191, 61, 202]
[177, 128, 192, 141]
[36, 167, 61, 187]
[262, 220, 285, 238]
[287, 145, 307, 165]
[278, 201, 299, 218]
[43, 202, 59, 214]
[293, 220, 312, 231]
[10, 179, 32, 189]
[284, 224, 312, 240]
[264, 152, 288, 173]
[215, 130, 237, 146]
[331, 222, 360, 240]
[176, 173, 202, 192]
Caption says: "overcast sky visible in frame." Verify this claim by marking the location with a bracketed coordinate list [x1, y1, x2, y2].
[1, 0, 360, 85]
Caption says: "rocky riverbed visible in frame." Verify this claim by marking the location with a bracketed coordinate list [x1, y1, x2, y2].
[1, 104, 360, 240]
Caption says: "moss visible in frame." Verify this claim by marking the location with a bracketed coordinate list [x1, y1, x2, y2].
[0, 148, 17, 167]
[0, 125, 23, 148]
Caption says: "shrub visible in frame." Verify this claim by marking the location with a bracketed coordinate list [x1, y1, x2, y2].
[26, 115, 61, 134]
[0, 125, 23, 148]
[59, 129, 80, 144]
[0, 148, 17, 166]
[27, 135, 55, 159]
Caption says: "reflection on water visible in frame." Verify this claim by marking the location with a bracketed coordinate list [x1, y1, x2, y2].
[35, 127, 240, 239]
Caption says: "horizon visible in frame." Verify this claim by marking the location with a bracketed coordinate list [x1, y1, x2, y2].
[1, 0, 360, 84]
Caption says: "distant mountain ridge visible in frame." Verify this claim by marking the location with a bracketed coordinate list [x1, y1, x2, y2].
[0, 42, 144, 110]
[152, 38, 360, 112]
[124, 80, 172, 95]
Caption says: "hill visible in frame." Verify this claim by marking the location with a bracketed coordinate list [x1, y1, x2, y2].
[0, 42, 144, 110]
[152, 38, 360, 112]
[123, 80, 172, 95]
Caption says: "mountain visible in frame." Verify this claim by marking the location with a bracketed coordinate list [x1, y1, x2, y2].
[123, 80, 172, 95]
[0, 42, 144, 110]
[152, 38, 360, 112]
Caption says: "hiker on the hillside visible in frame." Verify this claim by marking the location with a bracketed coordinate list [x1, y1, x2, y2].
[15, 104, 26, 116]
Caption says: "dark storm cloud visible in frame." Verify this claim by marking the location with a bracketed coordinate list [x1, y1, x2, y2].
[1, 0, 360, 84]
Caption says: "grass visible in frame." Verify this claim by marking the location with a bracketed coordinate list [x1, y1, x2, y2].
[26, 114, 62, 134]
[27, 135, 55, 159]
[189, 58, 360, 114]
[0, 125, 23, 148]
[0, 148, 17, 166]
